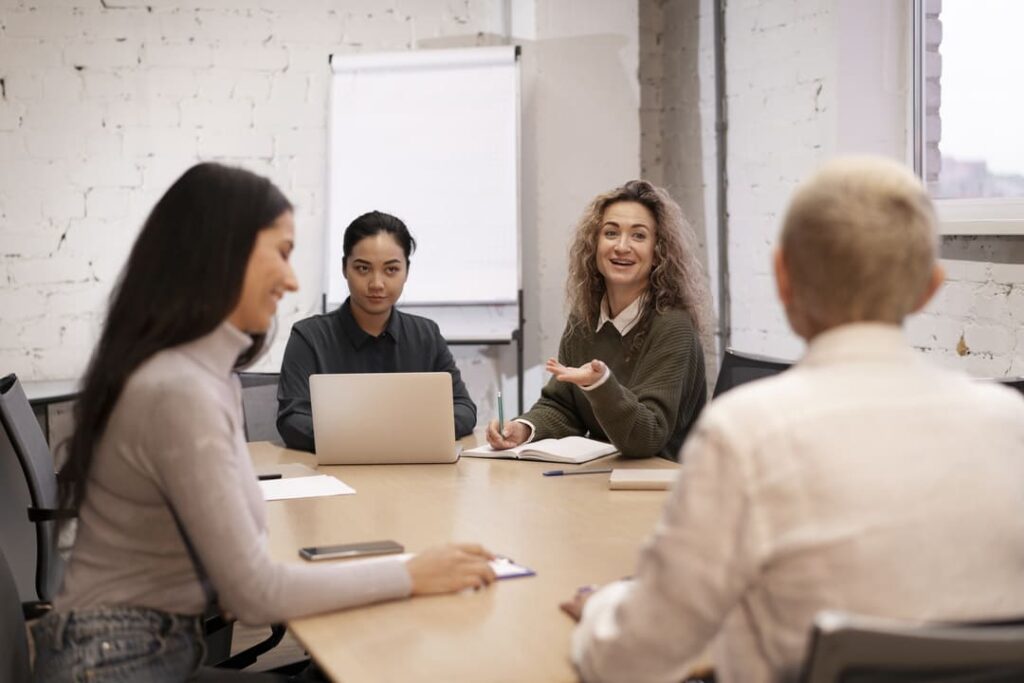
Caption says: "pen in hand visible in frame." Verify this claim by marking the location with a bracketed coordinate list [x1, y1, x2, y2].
[497, 389, 504, 435]
[543, 468, 613, 477]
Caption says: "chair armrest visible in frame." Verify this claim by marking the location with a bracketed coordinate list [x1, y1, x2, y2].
[204, 613, 233, 636]
[22, 600, 53, 621]
[217, 624, 288, 670]
[27, 507, 77, 522]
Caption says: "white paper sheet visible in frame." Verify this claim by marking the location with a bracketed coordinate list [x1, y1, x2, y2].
[259, 474, 356, 501]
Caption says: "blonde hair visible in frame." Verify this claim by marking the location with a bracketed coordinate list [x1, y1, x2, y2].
[566, 180, 711, 345]
[781, 156, 938, 333]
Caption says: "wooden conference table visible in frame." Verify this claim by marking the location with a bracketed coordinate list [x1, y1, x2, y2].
[249, 437, 680, 683]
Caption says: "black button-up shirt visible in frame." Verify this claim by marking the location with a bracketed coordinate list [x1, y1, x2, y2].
[276, 299, 477, 452]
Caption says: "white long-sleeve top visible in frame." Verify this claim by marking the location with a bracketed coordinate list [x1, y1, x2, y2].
[573, 323, 1024, 683]
[56, 323, 411, 624]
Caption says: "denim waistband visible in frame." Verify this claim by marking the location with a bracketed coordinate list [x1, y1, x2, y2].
[33, 605, 202, 649]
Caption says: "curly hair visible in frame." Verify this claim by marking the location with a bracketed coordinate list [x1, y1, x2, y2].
[565, 180, 712, 349]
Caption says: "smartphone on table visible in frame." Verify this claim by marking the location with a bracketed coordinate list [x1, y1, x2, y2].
[299, 540, 404, 561]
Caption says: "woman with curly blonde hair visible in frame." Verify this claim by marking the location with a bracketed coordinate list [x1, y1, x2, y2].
[487, 180, 711, 461]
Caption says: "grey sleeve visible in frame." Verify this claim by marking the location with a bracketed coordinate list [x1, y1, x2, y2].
[149, 388, 411, 625]
[276, 328, 317, 452]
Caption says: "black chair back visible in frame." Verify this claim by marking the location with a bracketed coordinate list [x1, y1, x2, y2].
[0, 374, 64, 602]
[0, 413, 38, 604]
[238, 372, 283, 445]
[0, 544, 31, 683]
[712, 348, 792, 399]
[800, 610, 1024, 683]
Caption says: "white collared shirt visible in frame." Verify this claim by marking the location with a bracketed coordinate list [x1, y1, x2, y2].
[596, 292, 646, 336]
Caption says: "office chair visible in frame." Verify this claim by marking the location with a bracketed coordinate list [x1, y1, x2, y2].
[712, 348, 793, 399]
[800, 610, 1024, 683]
[238, 372, 284, 445]
[0, 545, 31, 683]
[0, 409, 41, 607]
[0, 374, 295, 674]
[0, 373, 70, 607]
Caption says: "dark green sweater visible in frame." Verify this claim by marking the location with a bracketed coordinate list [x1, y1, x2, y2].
[520, 308, 706, 461]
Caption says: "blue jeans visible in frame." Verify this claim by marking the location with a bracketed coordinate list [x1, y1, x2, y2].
[31, 605, 205, 683]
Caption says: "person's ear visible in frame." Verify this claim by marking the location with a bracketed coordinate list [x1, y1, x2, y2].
[912, 262, 945, 313]
[773, 248, 792, 307]
[774, 247, 815, 340]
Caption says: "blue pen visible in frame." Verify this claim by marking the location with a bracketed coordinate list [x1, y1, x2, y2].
[543, 468, 613, 477]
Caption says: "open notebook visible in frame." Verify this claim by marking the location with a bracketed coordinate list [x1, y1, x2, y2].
[463, 436, 619, 465]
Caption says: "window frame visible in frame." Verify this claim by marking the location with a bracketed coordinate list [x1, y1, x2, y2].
[911, 0, 1024, 236]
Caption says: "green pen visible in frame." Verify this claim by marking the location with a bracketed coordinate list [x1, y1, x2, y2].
[497, 390, 505, 435]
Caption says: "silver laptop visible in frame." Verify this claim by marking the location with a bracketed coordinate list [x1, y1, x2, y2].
[309, 372, 459, 465]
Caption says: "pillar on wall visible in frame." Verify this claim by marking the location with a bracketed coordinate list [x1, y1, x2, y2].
[638, 0, 720, 381]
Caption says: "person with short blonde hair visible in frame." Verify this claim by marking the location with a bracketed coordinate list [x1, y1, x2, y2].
[779, 156, 940, 336]
[565, 157, 1024, 683]
[487, 179, 712, 461]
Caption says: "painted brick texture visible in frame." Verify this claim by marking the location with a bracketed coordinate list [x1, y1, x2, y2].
[639, 0, 720, 383]
[0, 0, 503, 380]
[725, 0, 837, 361]
[723, 0, 1024, 380]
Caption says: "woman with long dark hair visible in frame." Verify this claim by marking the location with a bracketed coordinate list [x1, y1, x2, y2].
[32, 163, 494, 682]
[487, 180, 711, 461]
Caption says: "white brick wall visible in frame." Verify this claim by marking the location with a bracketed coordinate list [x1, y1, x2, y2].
[1, 0, 648, 434]
[0, 0, 506, 382]
[722, 0, 1024, 381]
[724, 0, 838, 361]
[908, 250, 1024, 378]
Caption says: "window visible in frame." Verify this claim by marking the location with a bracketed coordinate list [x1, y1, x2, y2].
[914, 0, 1024, 233]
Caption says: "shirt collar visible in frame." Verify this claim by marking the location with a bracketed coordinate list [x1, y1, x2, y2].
[800, 322, 919, 368]
[596, 293, 646, 336]
[179, 322, 254, 378]
[338, 298, 400, 349]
